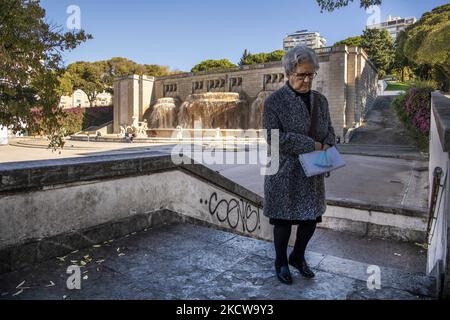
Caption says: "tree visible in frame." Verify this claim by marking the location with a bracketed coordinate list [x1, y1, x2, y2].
[0, 0, 91, 149]
[239, 49, 251, 66]
[316, 0, 382, 12]
[240, 50, 286, 66]
[102, 57, 139, 90]
[402, 4, 450, 88]
[361, 28, 395, 77]
[333, 35, 363, 47]
[268, 50, 286, 62]
[64, 62, 106, 107]
[141, 64, 170, 77]
[191, 59, 237, 73]
[391, 30, 412, 82]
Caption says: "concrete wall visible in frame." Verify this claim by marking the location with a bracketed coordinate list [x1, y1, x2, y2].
[113, 46, 378, 139]
[0, 151, 427, 273]
[0, 170, 265, 249]
[427, 92, 450, 298]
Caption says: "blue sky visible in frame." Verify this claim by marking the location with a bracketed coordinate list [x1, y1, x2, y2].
[40, 0, 448, 71]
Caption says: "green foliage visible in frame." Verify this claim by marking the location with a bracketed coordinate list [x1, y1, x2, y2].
[240, 50, 286, 66]
[0, 0, 91, 149]
[239, 49, 251, 66]
[332, 29, 395, 77]
[361, 28, 395, 77]
[62, 58, 171, 97]
[407, 79, 438, 91]
[403, 4, 450, 76]
[392, 84, 434, 152]
[316, 0, 382, 12]
[64, 62, 106, 107]
[393, 4, 450, 91]
[385, 82, 411, 91]
[333, 36, 363, 47]
[191, 59, 237, 73]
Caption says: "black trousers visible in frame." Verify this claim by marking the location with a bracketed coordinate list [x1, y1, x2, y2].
[271, 219, 318, 267]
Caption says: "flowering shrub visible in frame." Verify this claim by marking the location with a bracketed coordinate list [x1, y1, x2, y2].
[394, 83, 433, 134]
[403, 87, 432, 134]
[392, 82, 434, 152]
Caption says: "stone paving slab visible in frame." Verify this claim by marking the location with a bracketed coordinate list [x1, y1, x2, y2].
[0, 223, 435, 300]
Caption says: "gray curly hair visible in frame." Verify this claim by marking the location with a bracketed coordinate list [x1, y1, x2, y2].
[282, 45, 320, 75]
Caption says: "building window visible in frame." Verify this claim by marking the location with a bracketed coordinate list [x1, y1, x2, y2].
[164, 83, 178, 94]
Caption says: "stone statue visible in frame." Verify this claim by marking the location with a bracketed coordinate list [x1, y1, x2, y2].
[176, 125, 183, 140]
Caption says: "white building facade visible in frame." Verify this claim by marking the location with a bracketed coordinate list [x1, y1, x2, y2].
[367, 15, 417, 40]
[59, 89, 112, 109]
[283, 30, 327, 50]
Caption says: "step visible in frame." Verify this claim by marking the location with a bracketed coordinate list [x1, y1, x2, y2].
[0, 223, 436, 300]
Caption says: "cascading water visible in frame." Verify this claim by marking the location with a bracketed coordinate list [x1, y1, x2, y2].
[145, 91, 274, 130]
[249, 91, 273, 129]
[146, 97, 180, 128]
[177, 92, 249, 129]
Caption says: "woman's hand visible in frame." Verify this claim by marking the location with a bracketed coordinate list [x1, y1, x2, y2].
[314, 142, 323, 151]
[322, 143, 332, 151]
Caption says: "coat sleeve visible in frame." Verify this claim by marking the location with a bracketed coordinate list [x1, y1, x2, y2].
[321, 96, 336, 147]
[262, 100, 316, 156]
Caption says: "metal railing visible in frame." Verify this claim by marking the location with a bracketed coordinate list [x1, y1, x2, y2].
[426, 166, 447, 246]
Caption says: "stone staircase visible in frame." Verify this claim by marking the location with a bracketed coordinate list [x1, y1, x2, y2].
[0, 222, 436, 300]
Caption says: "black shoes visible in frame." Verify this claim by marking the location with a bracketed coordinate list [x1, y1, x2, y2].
[288, 256, 315, 279]
[275, 263, 293, 285]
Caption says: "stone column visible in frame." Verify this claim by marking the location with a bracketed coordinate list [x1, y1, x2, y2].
[113, 75, 155, 133]
[327, 45, 348, 142]
[346, 47, 358, 128]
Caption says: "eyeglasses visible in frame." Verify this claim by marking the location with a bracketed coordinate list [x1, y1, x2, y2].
[291, 72, 318, 81]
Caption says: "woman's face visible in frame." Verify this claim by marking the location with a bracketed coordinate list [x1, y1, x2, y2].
[287, 62, 316, 93]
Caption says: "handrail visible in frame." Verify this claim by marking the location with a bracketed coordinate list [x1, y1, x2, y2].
[426, 167, 445, 245]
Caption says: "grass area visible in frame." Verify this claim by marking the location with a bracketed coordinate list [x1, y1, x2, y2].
[385, 81, 411, 91]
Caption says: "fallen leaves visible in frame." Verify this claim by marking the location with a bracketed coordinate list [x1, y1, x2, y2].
[12, 289, 23, 297]
[414, 242, 428, 250]
[16, 281, 26, 289]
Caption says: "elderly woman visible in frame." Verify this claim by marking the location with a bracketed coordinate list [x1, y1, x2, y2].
[262, 45, 336, 285]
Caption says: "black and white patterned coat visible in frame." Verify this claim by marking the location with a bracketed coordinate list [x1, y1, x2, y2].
[262, 82, 336, 221]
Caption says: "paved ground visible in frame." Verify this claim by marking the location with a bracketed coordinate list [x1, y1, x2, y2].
[350, 96, 418, 147]
[0, 223, 434, 300]
[204, 153, 429, 213]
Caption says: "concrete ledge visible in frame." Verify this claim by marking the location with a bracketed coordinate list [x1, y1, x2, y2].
[326, 197, 427, 218]
[321, 216, 426, 243]
[432, 92, 450, 152]
[0, 153, 263, 208]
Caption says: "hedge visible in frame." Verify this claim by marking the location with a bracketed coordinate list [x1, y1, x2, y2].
[392, 81, 435, 152]
[29, 106, 113, 136]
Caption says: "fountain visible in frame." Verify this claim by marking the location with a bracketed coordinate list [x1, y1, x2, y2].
[249, 91, 273, 129]
[146, 97, 180, 128]
[177, 92, 249, 129]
